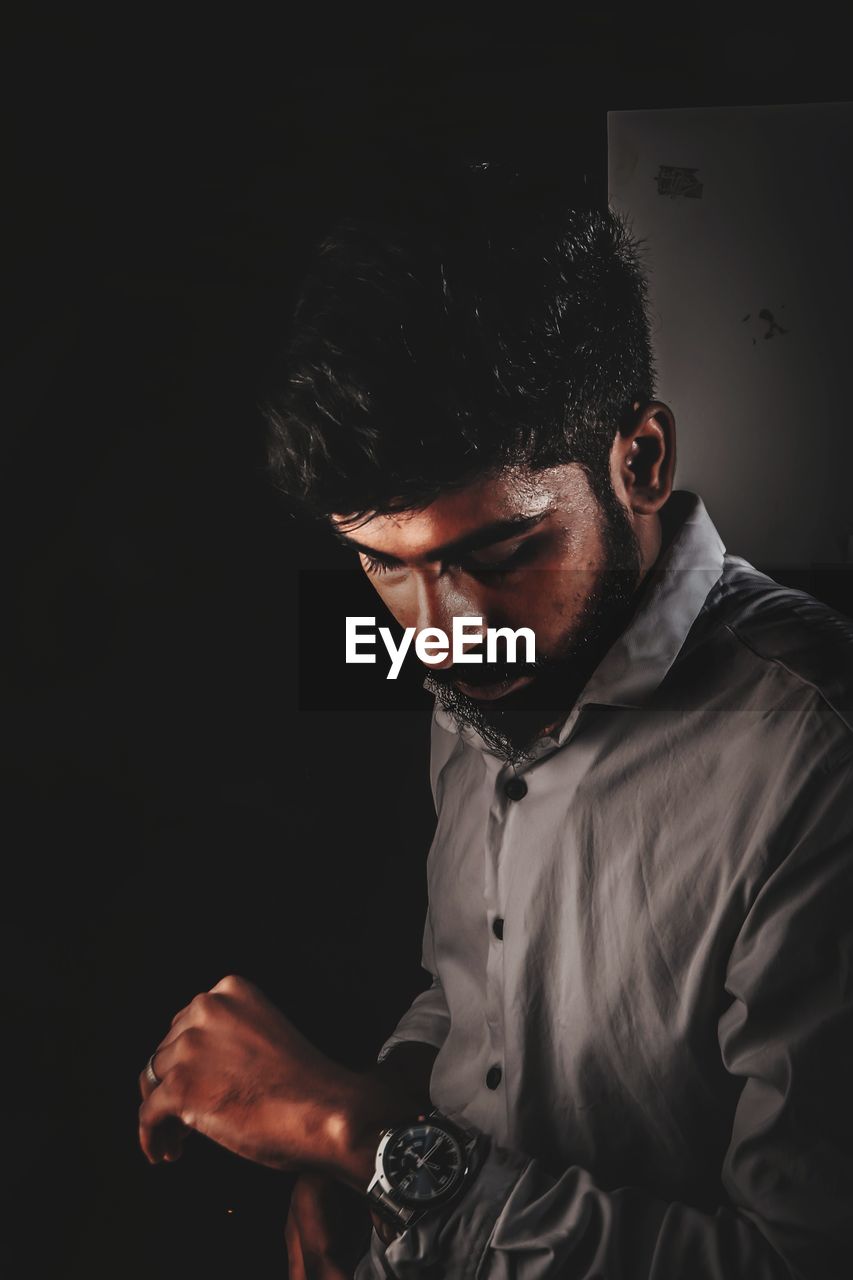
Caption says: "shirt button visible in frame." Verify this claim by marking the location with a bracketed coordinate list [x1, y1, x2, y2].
[486, 1065, 502, 1090]
[492, 917, 504, 940]
[503, 776, 528, 801]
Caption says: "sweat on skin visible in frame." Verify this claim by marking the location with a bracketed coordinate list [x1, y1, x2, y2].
[346, 615, 536, 680]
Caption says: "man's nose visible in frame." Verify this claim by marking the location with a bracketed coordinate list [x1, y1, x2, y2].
[413, 574, 487, 669]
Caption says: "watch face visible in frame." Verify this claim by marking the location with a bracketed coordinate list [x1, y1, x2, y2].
[382, 1122, 466, 1204]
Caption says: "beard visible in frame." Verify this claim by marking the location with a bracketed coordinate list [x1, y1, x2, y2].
[424, 479, 644, 764]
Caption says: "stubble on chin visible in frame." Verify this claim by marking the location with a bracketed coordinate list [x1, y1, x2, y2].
[425, 496, 643, 762]
[423, 604, 607, 762]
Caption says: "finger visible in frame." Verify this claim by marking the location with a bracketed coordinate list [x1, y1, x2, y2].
[132, 1000, 194, 1107]
[209, 973, 252, 998]
[209, 975, 277, 1022]
[142, 1033, 197, 1161]
[291, 1175, 338, 1248]
[139, 1085, 172, 1164]
[139, 1099, 190, 1165]
[137, 1034, 182, 1108]
[159, 991, 228, 1055]
[289, 1176, 368, 1278]
[285, 1210, 307, 1280]
[142, 1021, 194, 1091]
[138, 1052, 160, 1104]
[150, 1114, 189, 1164]
[138, 1070, 194, 1164]
[287, 1183, 351, 1280]
[138, 1039, 179, 1102]
[303, 1253, 351, 1280]
[154, 1014, 191, 1055]
[170, 1001, 192, 1028]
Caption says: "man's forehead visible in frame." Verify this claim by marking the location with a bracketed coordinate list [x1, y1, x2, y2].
[331, 464, 579, 559]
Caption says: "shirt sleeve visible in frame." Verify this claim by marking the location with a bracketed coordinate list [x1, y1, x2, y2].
[360, 751, 853, 1279]
[376, 904, 451, 1063]
[377, 702, 457, 1063]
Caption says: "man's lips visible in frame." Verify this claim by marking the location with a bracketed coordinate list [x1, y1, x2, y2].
[453, 672, 536, 702]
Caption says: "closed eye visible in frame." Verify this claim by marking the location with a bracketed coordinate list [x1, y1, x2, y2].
[360, 552, 399, 578]
[358, 531, 546, 578]
[460, 536, 542, 575]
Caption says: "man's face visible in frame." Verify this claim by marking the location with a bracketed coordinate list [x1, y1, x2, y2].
[333, 461, 645, 762]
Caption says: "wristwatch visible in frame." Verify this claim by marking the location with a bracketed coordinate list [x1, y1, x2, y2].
[366, 1108, 481, 1233]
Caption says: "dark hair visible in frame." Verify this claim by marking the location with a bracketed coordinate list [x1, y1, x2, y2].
[263, 165, 655, 520]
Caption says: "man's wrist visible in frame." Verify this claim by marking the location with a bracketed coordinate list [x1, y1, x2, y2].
[323, 1069, 413, 1194]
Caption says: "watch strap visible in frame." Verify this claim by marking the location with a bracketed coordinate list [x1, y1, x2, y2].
[367, 1180, 423, 1231]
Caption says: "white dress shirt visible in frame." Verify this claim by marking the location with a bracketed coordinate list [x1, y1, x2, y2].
[356, 490, 853, 1279]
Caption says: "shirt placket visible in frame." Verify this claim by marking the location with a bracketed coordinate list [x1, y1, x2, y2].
[478, 707, 593, 1140]
[478, 754, 533, 1140]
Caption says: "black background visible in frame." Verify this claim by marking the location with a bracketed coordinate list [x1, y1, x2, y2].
[4, 13, 852, 1277]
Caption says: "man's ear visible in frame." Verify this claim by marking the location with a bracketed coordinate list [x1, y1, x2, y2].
[611, 401, 676, 515]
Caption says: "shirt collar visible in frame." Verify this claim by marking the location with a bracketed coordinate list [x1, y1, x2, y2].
[431, 490, 726, 752]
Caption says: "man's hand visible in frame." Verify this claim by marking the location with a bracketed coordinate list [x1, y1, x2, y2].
[282, 1041, 440, 1271]
[137, 974, 411, 1186]
[285, 1173, 372, 1280]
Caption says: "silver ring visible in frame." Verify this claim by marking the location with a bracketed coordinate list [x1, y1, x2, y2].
[144, 1051, 161, 1088]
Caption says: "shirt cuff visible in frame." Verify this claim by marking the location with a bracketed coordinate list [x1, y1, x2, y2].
[376, 1027, 447, 1064]
[354, 1228, 396, 1280]
[361, 1133, 529, 1278]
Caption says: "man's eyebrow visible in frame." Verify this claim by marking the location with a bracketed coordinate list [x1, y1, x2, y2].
[333, 511, 553, 566]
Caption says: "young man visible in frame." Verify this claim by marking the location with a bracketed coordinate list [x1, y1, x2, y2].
[138, 171, 853, 1278]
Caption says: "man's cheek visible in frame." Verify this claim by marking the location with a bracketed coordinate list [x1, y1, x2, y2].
[530, 592, 585, 650]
